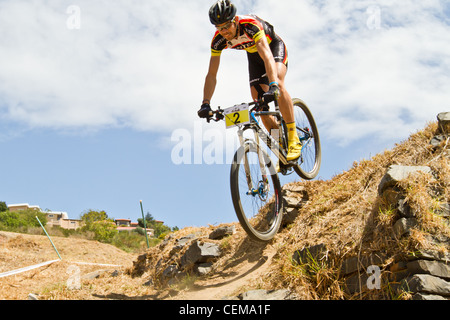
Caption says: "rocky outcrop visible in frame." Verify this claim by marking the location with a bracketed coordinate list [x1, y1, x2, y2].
[377, 165, 432, 195]
[311, 115, 449, 299]
[180, 241, 221, 268]
[340, 156, 449, 299]
[437, 112, 449, 135]
[431, 112, 449, 154]
[208, 225, 236, 240]
[281, 184, 309, 225]
[131, 227, 231, 287]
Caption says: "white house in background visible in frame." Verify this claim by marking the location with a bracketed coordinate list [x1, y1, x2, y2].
[46, 211, 83, 230]
[7, 203, 83, 230]
[8, 203, 41, 212]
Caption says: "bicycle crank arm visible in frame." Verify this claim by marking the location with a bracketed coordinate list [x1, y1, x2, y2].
[272, 149, 291, 167]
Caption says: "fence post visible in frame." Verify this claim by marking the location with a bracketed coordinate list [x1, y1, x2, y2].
[36, 216, 62, 260]
[140, 200, 150, 248]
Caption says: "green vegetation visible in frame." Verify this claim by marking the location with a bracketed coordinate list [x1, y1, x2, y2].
[79, 209, 176, 251]
[0, 201, 7, 213]
[80, 209, 118, 243]
[0, 204, 176, 253]
[0, 203, 47, 232]
[111, 230, 160, 253]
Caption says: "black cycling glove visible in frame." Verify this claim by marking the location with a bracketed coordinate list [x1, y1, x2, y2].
[198, 103, 212, 119]
[262, 83, 280, 103]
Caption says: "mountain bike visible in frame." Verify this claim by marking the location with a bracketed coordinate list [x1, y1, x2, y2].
[207, 97, 321, 241]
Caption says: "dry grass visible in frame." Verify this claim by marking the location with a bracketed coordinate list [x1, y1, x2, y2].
[256, 122, 449, 299]
[125, 121, 448, 300]
[1, 121, 447, 300]
[0, 231, 138, 300]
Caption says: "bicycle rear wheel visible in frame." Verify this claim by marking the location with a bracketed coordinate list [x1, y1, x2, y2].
[230, 142, 283, 242]
[292, 98, 321, 180]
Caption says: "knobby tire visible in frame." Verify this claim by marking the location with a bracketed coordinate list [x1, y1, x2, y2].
[230, 142, 283, 242]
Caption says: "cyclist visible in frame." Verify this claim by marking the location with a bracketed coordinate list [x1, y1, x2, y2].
[198, 0, 302, 161]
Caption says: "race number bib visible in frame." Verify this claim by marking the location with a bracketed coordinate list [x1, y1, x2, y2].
[224, 104, 250, 129]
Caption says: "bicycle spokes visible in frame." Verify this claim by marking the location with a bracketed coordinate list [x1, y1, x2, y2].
[292, 99, 321, 180]
[231, 143, 283, 242]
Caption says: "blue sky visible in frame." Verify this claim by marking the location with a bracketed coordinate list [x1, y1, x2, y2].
[1, 0, 449, 229]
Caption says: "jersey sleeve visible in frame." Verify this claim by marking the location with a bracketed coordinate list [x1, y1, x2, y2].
[253, 29, 265, 43]
[211, 49, 222, 57]
[240, 17, 266, 43]
[211, 31, 227, 56]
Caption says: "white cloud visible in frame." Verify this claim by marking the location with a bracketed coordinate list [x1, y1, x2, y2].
[0, 0, 212, 131]
[0, 0, 449, 147]
[267, 0, 450, 145]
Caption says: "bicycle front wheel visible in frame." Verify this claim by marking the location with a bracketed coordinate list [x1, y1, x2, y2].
[230, 142, 283, 242]
[292, 98, 322, 180]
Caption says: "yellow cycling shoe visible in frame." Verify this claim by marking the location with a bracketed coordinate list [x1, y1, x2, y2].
[287, 142, 302, 161]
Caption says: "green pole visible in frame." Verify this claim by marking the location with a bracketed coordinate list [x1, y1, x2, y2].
[140, 200, 150, 248]
[36, 216, 62, 260]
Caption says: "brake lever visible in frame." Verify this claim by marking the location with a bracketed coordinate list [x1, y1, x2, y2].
[215, 107, 224, 121]
[253, 100, 269, 112]
[204, 107, 227, 123]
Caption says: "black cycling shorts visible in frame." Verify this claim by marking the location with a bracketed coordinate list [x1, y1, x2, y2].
[247, 35, 288, 89]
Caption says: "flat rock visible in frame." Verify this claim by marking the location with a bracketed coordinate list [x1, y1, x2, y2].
[437, 112, 450, 134]
[412, 293, 448, 300]
[209, 226, 236, 240]
[402, 274, 450, 296]
[407, 260, 450, 280]
[393, 218, 418, 238]
[378, 165, 432, 195]
[180, 241, 221, 268]
[195, 262, 213, 275]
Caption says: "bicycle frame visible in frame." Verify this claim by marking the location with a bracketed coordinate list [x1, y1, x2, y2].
[236, 99, 290, 167]
[210, 97, 321, 241]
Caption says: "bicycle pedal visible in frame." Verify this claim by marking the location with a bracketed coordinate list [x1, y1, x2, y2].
[281, 160, 297, 167]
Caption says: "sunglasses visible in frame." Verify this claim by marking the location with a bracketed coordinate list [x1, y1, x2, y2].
[216, 20, 235, 32]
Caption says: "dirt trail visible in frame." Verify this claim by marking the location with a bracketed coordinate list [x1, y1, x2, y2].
[171, 245, 277, 300]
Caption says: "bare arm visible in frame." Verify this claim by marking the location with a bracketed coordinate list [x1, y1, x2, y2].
[203, 55, 221, 104]
[255, 37, 278, 85]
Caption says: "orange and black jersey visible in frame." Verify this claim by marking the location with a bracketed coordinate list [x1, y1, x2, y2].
[210, 14, 288, 91]
[211, 14, 277, 56]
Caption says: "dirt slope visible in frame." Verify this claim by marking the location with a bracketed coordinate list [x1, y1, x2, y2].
[130, 120, 448, 300]
[1, 120, 448, 300]
[0, 231, 137, 300]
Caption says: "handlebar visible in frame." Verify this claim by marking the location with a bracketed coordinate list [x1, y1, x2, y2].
[206, 97, 274, 123]
[207, 107, 224, 123]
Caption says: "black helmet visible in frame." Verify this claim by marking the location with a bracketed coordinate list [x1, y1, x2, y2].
[209, 0, 237, 25]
